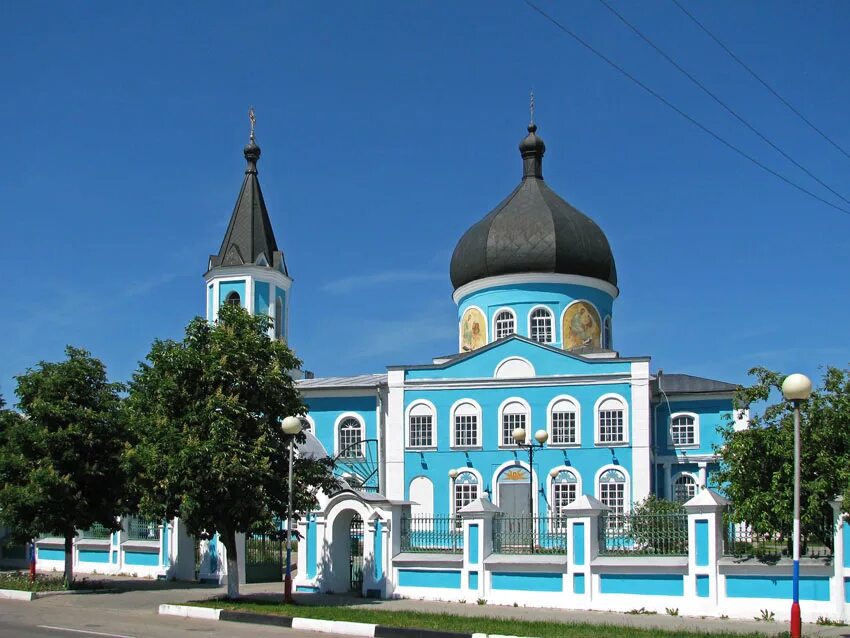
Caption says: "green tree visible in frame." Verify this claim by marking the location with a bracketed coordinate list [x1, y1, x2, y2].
[0, 348, 128, 587]
[629, 495, 688, 554]
[715, 366, 850, 547]
[126, 303, 336, 598]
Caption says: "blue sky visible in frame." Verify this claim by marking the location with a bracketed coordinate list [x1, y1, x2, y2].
[1, 1, 848, 400]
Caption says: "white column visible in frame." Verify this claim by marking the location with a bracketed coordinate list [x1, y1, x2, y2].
[385, 370, 405, 500]
[698, 463, 708, 490]
[630, 361, 652, 500]
[829, 498, 846, 622]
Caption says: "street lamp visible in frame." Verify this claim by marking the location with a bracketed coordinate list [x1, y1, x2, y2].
[781, 373, 812, 638]
[512, 427, 548, 553]
[281, 415, 303, 604]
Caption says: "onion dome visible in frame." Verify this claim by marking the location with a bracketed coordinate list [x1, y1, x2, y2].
[450, 122, 617, 290]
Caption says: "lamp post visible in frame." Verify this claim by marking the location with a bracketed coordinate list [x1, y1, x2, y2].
[281, 415, 303, 604]
[781, 373, 812, 638]
[512, 427, 548, 553]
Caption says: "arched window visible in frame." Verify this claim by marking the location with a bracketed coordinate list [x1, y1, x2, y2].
[673, 474, 697, 503]
[529, 307, 553, 343]
[225, 291, 241, 306]
[407, 402, 434, 448]
[409, 476, 434, 519]
[337, 417, 363, 459]
[670, 414, 697, 446]
[599, 469, 626, 517]
[494, 310, 515, 340]
[453, 472, 479, 515]
[452, 401, 480, 448]
[500, 399, 528, 447]
[551, 469, 578, 519]
[549, 397, 578, 445]
[275, 297, 284, 339]
[596, 396, 627, 444]
[603, 316, 612, 349]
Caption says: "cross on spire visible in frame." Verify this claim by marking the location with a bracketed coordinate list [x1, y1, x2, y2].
[248, 105, 256, 141]
[529, 90, 535, 126]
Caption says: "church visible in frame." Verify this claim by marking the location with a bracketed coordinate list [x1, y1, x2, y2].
[202, 114, 743, 596]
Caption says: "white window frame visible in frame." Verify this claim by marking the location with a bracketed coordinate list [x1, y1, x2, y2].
[593, 393, 629, 445]
[669, 411, 699, 448]
[492, 307, 517, 340]
[450, 468, 482, 516]
[334, 412, 365, 458]
[497, 397, 531, 448]
[449, 399, 482, 449]
[405, 400, 437, 450]
[672, 472, 698, 503]
[594, 464, 630, 515]
[546, 394, 581, 447]
[527, 305, 554, 344]
[548, 466, 581, 528]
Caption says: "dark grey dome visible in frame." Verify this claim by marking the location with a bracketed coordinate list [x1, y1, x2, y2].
[450, 124, 617, 290]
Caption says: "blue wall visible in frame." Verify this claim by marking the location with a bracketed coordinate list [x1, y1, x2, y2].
[37, 547, 64, 561]
[206, 284, 213, 321]
[843, 520, 850, 569]
[254, 281, 270, 316]
[398, 569, 461, 588]
[600, 573, 684, 596]
[124, 550, 160, 567]
[303, 395, 378, 458]
[78, 549, 109, 563]
[696, 574, 709, 597]
[725, 575, 830, 601]
[491, 571, 563, 592]
[456, 282, 614, 350]
[219, 280, 246, 308]
[653, 398, 732, 458]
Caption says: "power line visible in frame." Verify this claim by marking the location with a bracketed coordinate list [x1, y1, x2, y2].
[670, 0, 850, 162]
[595, 0, 850, 208]
[522, 0, 850, 217]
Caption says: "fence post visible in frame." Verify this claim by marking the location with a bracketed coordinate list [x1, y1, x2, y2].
[829, 496, 847, 622]
[683, 488, 728, 615]
[563, 495, 608, 605]
[458, 496, 502, 601]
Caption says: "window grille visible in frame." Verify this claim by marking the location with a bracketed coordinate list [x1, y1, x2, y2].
[494, 310, 515, 339]
[599, 469, 626, 521]
[598, 408, 624, 443]
[225, 291, 241, 306]
[454, 472, 479, 514]
[673, 474, 697, 503]
[338, 418, 363, 458]
[551, 409, 576, 445]
[408, 414, 433, 448]
[671, 415, 696, 446]
[454, 413, 478, 447]
[551, 470, 578, 520]
[529, 308, 553, 343]
[501, 409, 526, 446]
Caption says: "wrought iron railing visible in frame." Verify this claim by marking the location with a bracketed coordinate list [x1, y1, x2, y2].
[78, 523, 111, 540]
[599, 512, 688, 556]
[399, 515, 462, 553]
[722, 512, 832, 561]
[126, 518, 162, 542]
[492, 515, 568, 554]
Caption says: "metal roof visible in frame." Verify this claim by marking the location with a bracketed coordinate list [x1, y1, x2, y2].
[654, 373, 738, 395]
[450, 122, 617, 290]
[208, 138, 287, 274]
[297, 373, 387, 389]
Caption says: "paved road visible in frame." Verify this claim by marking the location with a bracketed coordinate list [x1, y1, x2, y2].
[0, 583, 350, 638]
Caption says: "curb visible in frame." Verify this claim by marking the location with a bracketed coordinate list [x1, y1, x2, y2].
[158, 604, 536, 638]
[0, 587, 117, 601]
[0, 588, 35, 601]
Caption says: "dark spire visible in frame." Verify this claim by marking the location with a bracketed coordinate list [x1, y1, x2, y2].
[207, 109, 287, 274]
[519, 94, 545, 179]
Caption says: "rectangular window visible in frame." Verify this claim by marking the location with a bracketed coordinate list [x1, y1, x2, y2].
[454, 414, 478, 447]
[408, 415, 433, 448]
[600, 482, 625, 528]
[454, 484, 479, 514]
[671, 416, 695, 446]
[502, 413, 525, 446]
[598, 409, 624, 443]
[552, 483, 576, 517]
[551, 411, 576, 445]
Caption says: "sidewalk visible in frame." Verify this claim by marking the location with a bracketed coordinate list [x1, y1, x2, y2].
[226, 583, 850, 637]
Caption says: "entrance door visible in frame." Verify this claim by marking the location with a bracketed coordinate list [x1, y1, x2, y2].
[498, 470, 532, 551]
[349, 514, 364, 593]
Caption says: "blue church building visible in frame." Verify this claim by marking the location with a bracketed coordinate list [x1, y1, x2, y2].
[201, 117, 751, 592]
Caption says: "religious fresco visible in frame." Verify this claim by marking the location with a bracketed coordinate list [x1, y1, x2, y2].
[563, 301, 601, 350]
[460, 307, 487, 351]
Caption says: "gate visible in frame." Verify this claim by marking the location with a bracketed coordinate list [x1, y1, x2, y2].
[245, 533, 284, 583]
[349, 514, 364, 592]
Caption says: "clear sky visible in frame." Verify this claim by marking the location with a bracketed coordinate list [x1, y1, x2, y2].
[1, 1, 848, 400]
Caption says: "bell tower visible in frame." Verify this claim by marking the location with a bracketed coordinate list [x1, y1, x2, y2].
[204, 109, 292, 340]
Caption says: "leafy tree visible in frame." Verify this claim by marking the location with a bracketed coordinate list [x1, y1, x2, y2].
[715, 366, 850, 547]
[126, 303, 336, 598]
[629, 495, 688, 554]
[0, 348, 128, 587]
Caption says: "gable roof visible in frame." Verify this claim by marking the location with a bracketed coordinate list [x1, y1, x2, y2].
[654, 373, 738, 395]
[297, 373, 387, 390]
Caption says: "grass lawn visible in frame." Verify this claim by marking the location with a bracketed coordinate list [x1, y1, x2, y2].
[0, 570, 105, 592]
[187, 598, 791, 638]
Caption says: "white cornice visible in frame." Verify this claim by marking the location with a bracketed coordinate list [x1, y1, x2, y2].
[204, 265, 293, 289]
[453, 272, 619, 305]
[403, 373, 633, 390]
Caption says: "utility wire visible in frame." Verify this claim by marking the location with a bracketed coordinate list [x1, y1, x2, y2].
[522, 0, 850, 216]
[596, 0, 850, 207]
[671, 0, 850, 162]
